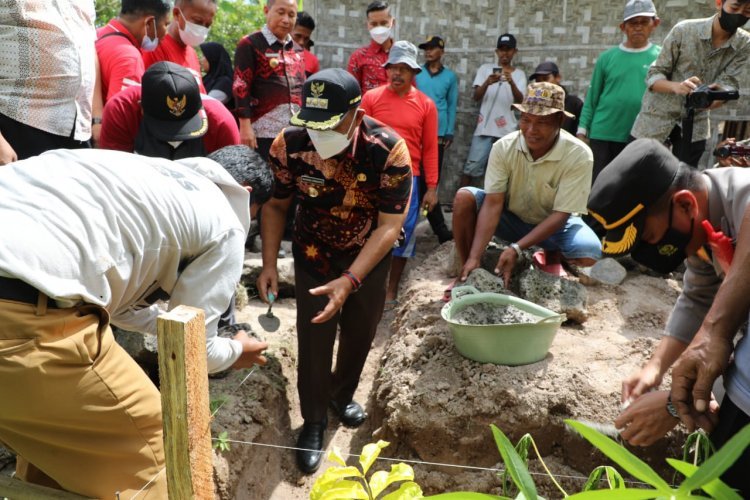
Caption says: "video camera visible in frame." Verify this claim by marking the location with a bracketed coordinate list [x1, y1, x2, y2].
[714, 143, 750, 158]
[686, 84, 739, 109]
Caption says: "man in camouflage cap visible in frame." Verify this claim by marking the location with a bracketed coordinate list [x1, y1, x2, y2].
[450, 81, 601, 291]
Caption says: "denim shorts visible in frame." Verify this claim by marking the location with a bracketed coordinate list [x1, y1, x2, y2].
[461, 186, 602, 260]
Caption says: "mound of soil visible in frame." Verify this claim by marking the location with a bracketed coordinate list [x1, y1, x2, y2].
[372, 243, 686, 496]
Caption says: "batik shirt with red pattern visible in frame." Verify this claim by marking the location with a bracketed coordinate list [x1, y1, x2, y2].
[233, 26, 305, 139]
[269, 116, 412, 278]
[347, 40, 390, 95]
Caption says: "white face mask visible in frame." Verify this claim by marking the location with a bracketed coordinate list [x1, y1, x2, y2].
[308, 113, 357, 159]
[369, 26, 391, 45]
[141, 18, 159, 52]
[178, 9, 209, 47]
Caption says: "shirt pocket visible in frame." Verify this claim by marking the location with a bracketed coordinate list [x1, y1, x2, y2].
[539, 182, 557, 213]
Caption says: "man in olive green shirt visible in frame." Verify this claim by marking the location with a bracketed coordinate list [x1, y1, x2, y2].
[630, 1, 750, 166]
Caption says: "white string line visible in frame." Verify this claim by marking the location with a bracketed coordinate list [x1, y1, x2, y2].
[127, 467, 166, 500]
[213, 438, 657, 488]
[124, 367, 259, 499]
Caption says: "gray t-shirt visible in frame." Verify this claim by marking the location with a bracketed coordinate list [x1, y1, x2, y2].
[665, 167, 750, 414]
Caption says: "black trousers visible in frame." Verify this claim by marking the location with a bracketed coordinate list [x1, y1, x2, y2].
[418, 141, 449, 234]
[628, 129, 706, 168]
[0, 113, 89, 160]
[667, 125, 706, 168]
[710, 395, 750, 497]
[589, 138, 628, 183]
[294, 251, 391, 423]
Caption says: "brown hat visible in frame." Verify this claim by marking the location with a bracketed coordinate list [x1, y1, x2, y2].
[512, 82, 574, 118]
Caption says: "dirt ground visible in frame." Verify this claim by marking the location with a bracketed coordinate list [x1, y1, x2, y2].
[0, 218, 686, 499]
[210, 217, 687, 499]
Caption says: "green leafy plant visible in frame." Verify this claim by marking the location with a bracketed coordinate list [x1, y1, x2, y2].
[563, 419, 750, 499]
[209, 394, 230, 415]
[311, 422, 750, 499]
[213, 430, 231, 453]
[311, 440, 424, 500]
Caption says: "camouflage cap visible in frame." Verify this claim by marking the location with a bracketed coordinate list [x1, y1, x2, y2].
[512, 82, 575, 118]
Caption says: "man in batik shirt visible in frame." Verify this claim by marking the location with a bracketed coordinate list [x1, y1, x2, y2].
[257, 68, 411, 474]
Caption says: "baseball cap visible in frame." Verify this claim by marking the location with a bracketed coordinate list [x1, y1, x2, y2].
[418, 35, 445, 50]
[623, 0, 657, 22]
[140, 61, 207, 141]
[383, 40, 422, 72]
[290, 68, 362, 130]
[530, 61, 560, 81]
[497, 33, 516, 49]
[587, 139, 682, 257]
[512, 82, 575, 118]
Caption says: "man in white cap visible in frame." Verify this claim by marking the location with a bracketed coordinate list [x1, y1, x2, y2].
[577, 0, 661, 181]
[361, 40, 439, 309]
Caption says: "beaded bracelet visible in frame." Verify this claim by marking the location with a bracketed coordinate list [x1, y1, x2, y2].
[342, 270, 362, 292]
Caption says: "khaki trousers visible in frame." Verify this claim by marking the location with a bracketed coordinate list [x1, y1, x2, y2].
[0, 297, 167, 499]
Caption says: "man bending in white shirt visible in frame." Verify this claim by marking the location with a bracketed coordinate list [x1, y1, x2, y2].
[0, 145, 270, 498]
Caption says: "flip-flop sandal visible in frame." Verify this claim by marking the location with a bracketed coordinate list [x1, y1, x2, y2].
[384, 299, 399, 312]
[442, 280, 458, 303]
[532, 250, 568, 277]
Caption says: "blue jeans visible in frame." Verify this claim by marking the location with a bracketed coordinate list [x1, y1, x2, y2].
[463, 186, 602, 260]
[462, 135, 497, 178]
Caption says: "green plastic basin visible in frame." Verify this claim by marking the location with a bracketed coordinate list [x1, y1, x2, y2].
[440, 286, 565, 366]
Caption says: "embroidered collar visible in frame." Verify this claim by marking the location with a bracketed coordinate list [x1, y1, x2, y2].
[262, 24, 292, 47]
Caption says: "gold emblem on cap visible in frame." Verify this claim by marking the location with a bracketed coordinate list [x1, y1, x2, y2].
[308, 187, 319, 198]
[306, 82, 329, 110]
[311, 82, 325, 97]
[357, 173, 367, 182]
[602, 222, 638, 255]
[658, 244, 678, 257]
[166, 95, 187, 117]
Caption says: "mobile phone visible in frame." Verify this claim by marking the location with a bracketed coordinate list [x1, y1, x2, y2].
[492, 67, 502, 75]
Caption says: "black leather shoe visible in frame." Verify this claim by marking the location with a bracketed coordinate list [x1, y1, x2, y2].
[330, 400, 367, 428]
[296, 420, 326, 474]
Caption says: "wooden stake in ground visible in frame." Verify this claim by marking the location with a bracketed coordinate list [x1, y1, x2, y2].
[157, 306, 214, 499]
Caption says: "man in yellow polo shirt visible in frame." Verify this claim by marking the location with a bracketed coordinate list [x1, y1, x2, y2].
[451, 81, 601, 290]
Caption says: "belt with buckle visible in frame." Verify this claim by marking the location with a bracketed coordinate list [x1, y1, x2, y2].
[0, 276, 58, 308]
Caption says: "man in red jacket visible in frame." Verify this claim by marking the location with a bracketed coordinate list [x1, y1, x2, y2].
[361, 40, 439, 308]
[97, 0, 171, 103]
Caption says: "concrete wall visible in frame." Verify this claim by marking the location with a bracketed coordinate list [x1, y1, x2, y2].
[305, 0, 750, 200]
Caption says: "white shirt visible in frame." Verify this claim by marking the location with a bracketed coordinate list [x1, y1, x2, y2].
[0, 149, 251, 373]
[472, 64, 527, 138]
[0, 0, 96, 140]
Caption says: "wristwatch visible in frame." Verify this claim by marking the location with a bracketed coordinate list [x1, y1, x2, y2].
[666, 392, 680, 419]
[92, 117, 102, 125]
[510, 242, 522, 257]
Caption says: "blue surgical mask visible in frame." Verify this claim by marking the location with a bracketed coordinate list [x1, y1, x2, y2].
[141, 18, 159, 52]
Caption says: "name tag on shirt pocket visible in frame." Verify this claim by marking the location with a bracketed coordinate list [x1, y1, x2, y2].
[300, 175, 325, 186]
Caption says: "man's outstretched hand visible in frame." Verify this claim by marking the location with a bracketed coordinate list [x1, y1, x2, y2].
[308, 276, 353, 324]
[670, 331, 732, 431]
